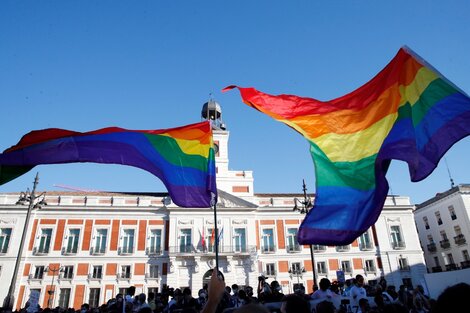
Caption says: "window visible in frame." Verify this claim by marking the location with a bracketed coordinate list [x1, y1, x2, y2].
[94, 229, 107, 254]
[448, 206, 457, 220]
[265, 263, 276, 276]
[58, 288, 71, 308]
[121, 265, 131, 279]
[427, 235, 434, 244]
[447, 253, 455, 264]
[454, 226, 462, 236]
[33, 266, 45, 279]
[435, 212, 442, 225]
[365, 260, 375, 272]
[61, 266, 73, 279]
[423, 217, 430, 230]
[286, 228, 300, 252]
[0, 228, 12, 253]
[118, 288, 129, 296]
[317, 261, 327, 274]
[358, 231, 373, 250]
[390, 226, 405, 249]
[148, 229, 162, 254]
[179, 229, 192, 253]
[92, 265, 103, 279]
[341, 260, 352, 273]
[440, 230, 448, 240]
[261, 229, 275, 253]
[89, 288, 100, 308]
[65, 229, 80, 254]
[38, 228, 52, 253]
[434, 256, 440, 266]
[121, 229, 135, 254]
[233, 228, 246, 252]
[399, 257, 409, 271]
[463, 250, 470, 261]
[148, 265, 159, 278]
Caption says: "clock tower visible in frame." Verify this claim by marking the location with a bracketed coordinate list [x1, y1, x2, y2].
[201, 98, 254, 201]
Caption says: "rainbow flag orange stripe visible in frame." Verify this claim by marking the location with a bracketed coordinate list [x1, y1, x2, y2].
[225, 47, 470, 244]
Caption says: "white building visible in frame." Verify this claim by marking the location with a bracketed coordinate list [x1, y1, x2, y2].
[414, 184, 470, 273]
[0, 100, 427, 310]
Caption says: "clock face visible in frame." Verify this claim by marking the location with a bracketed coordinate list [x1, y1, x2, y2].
[213, 143, 219, 155]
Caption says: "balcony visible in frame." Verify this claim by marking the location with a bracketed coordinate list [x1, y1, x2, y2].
[118, 246, 134, 255]
[454, 234, 466, 245]
[460, 260, 470, 269]
[336, 245, 350, 252]
[391, 241, 406, 250]
[32, 247, 49, 256]
[439, 239, 451, 249]
[364, 266, 376, 274]
[286, 244, 302, 253]
[313, 245, 326, 252]
[169, 245, 256, 256]
[399, 265, 410, 271]
[28, 274, 43, 281]
[431, 266, 442, 273]
[61, 247, 78, 255]
[427, 243, 437, 253]
[87, 273, 102, 280]
[90, 246, 106, 255]
[445, 263, 459, 271]
[261, 245, 276, 254]
[145, 273, 159, 280]
[359, 242, 374, 251]
[342, 267, 352, 274]
[59, 273, 74, 281]
[116, 273, 132, 280]
[264, 270, 277, 278]
[146, 247, 163, 256]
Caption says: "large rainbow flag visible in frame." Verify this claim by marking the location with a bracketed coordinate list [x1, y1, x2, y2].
[0, 121, 217, 208]
[225, 47, 470, 245]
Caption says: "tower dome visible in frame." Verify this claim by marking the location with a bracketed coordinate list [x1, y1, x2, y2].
[201, 98, 226, 130]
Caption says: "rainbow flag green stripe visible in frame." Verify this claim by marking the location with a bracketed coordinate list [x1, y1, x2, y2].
[225, 46, 470, 244]
[0, 121, 217, 208]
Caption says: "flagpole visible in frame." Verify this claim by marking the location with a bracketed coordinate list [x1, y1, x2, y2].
[212, 201, 219, 271]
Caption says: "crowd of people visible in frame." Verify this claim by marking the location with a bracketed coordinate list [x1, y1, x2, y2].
[5, 272, 470, 313]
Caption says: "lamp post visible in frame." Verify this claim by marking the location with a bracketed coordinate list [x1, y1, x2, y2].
[289, 267, 306, 292]
[4, 173, 47, 310]
[46, 265, 63, 308]
[293, 179, 317, 289]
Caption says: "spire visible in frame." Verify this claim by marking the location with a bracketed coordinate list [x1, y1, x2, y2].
[201, 95, 226, 130]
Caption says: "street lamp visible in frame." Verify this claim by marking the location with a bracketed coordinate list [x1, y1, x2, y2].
[289, 266, 307, 292]
[4, 173, 46, 310]
[292, 179, 317, 288]
[46, 265, 63, 308]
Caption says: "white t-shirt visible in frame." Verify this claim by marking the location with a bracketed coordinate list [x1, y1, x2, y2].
[311, 289, 338, 301]
[350, 285, 367, 307]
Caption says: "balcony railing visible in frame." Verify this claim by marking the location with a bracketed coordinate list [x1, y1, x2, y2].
[313, 245, 326, 252]
[59, 273, 74, 280]
[169, 245, 256, 255]
[445, 263, 459, 271]
[391, 241, 406, 250]
[286, 244, 302, 253]
[32, 247, 49, 255]
[426, 243, 437, 252]
[28, 274, 44, 281]
[454, 234, 466, 245]
[261, 245, 276, 254]
[264, 270, 277, 277]
[118, 246, 134, 255]
[342, 267, 352, 274]
[87, 273, 102, 280]
[61, 247, 78, 255]
[399, 265, 410, 271]
[364, 266, 376, 274]
[90, 246, 106, 255]
[439, 239, 451, 249]
[117, 273, 132, 279]
[146, 247, 163, 256]
[145, 273, 159, 279]
[336, 245, 350, 252]
[359, 242, 374, 251]
[460, 260, 470, 269]
[431, 266, 442, 273]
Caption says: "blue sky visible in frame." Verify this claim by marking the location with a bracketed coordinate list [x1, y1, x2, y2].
[1, 1, 469, 204]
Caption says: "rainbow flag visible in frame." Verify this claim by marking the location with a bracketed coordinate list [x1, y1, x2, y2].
[0, 121, 217, 208]
[225, 47, 470, 245]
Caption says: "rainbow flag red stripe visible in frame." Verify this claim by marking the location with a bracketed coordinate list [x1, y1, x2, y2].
[225, 47, 470, 244]
[0, 121, 217, 208]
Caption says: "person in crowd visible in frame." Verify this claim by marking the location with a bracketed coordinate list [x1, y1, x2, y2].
[233, 303, 269, 313]
[201, 269, 225, 313]
[357, 298, 370, 313]
[350, 274, 367, 310]
[166, 288, 183, 313]
[311, 278, 338, 301]
[280, 294, 310, 313]
[411, 285, 430, 313]
[397, 285, 409, 307]
[197, 289, 208, 309]
[315, 300, 335, 313]
[230, 284, 242, 308]
[264, 281, 284, 303]
[182, 288, 200, 311]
